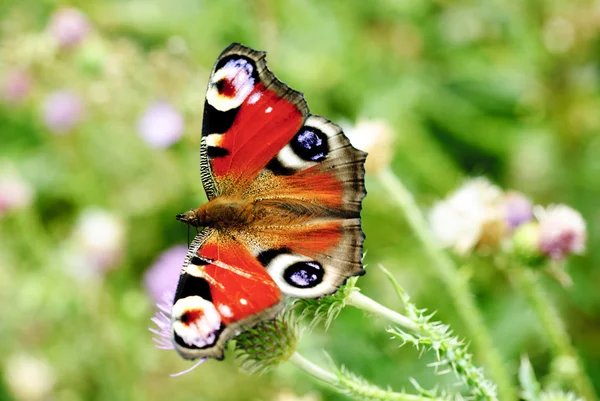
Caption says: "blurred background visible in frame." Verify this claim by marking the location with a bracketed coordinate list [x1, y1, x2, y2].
[1, 0, 599, 400]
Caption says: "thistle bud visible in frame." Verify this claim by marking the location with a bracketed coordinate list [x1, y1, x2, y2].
[235, 310, 299, 375]
[510, 222, 545, 266]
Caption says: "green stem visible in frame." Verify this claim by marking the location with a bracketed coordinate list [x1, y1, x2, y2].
[289, 352, 339, 385]
[288, 352, 445, 401]
[346, 291, 419, 332]
[377, 168, 516, 401]
[509, 268, 597, 401]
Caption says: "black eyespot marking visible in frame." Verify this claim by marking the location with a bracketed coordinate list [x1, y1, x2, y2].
[174, 327, 224, 351]
[202, 101, 239, 135]
[257, 248, 291, 266]
[215, 79, 225, 93]
[207, 146, 230, 158]
[290, 127, 329, 162]
[284, 261, 324, 288]
[214, 55, 259, 81]
[266, 158, 295, 176]
[174, 274, 212, 302]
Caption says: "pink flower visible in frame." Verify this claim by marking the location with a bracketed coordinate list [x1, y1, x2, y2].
[144, 245, 187, 304]
[537, 204, 586, 260]
[48, 8, 90, 48]
[137, 101, 184, 148]
[0, 172, 33, 216]
[42, 90, 84, 134]
[504, 191, 534, 229]
[2, 70, 31, 104]
[61, 208, 125, 280]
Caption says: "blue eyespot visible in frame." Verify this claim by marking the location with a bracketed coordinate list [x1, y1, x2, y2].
[291, 128, 329, 162]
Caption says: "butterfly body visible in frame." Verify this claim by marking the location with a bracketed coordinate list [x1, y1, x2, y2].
[170, 43, 367, 361]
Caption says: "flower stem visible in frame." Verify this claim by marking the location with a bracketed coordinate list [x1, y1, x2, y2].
[509, 268, 597, 401]
[346, 291, 419, 332]
[377, 168, 516, 401]
[289, 352, 339, 386]
[288, 352, 446, 401]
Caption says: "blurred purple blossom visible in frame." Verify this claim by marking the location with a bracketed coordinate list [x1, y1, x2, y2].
[0, 172, 33, 216]
[144, 245, 187, 304]
[1, 70, 32, 104]
[48, 7, 91, 48]
[504, 191, 534, 229]
[137, 101, 184, 148]
[537, 204, 586, 260]
[42, 90, 84, 134]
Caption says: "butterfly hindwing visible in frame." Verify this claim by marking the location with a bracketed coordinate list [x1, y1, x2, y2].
[172, 229, 284, 360]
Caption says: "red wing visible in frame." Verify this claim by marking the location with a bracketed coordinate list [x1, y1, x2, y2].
[200, 43, 308, 199]
[171, 229, 283, 360]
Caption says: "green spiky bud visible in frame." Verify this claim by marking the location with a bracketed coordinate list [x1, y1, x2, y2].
[291, 276, 359, 331]
[234, 309, 299, 375]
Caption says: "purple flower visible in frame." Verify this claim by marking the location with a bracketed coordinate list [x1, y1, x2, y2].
[150, 292, 175, 351]
[1, 70, 31, 104]
[137, 101, 184, 148]
[48, 8, 90, 48]
[42, 90, 84, 134]
[144, 245, 187, 304]
[504, 191, 534, 229]
[537, 204, 586, 260]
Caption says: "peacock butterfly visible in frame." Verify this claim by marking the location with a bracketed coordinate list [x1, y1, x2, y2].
[169, 43, 367, 361]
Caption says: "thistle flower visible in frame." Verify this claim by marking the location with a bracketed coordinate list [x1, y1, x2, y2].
[149, 291, 208, 376]
[1, 70, 31, 104]
[0, 171, 33, 216]
[429, 178, 506, 254]
[150, 291, 176, 351]
[48, 7, 91, 48]
[4, 354, 56, 401]
[504, 191, 534, 230]
[144, 245, 188, 304]
[536, 204, 586, 260]
[42, 90, 84, 134]
[137, 101, 184, 148]
[344, 119, 394, 174]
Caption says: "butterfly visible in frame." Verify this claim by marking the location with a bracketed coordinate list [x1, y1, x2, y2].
[171, 43, 367, 361]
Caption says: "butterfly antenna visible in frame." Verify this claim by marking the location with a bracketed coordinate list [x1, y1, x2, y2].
[170, 358, 207, 377]
[187, 224, 191, 247]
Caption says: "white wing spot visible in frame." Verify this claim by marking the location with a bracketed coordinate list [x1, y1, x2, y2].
[265, 106, 273, 113]
[218, 304, 233, 318]
[248, 93, 261, 104]
[240, 298, 248, 305]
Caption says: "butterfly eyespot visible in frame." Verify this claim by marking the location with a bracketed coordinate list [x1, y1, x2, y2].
[284, 261, 324, 288]
[215, 79, 236, 97]
[206, 56, 257, 112]
[291, 128, 329, 162]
